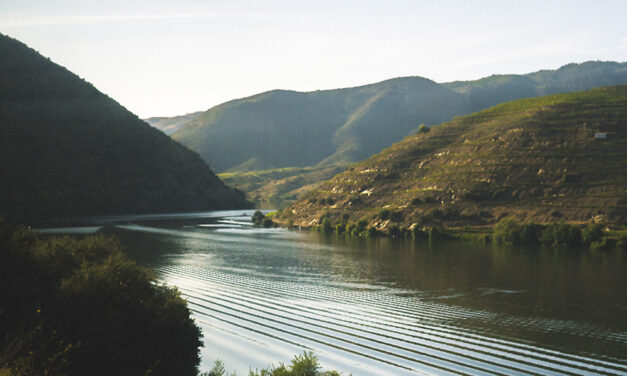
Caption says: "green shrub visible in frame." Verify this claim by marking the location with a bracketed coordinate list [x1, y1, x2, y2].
[349, 219, 369, 237]
[320, 218, 333, 234]
[617, 234, 627, 251]
[493, 217, 522, 244]
[262, 218, 274, 228]
[345, 222, 355, 235]
[540, 223, 583, 249]
[519, 222, 544, 245]
[390, 211, 404, 222]
[388, 224, 401, 237]
[252, 210, 265, 226]
[441, 207, 460, 219]
[334, 224, 345, 234]
[459, 232, 492, 243]
[0, 223, 201, 376]
[427, 208, 443, 219]
[428, 226, 446, 241]
[265, 211, 277, 219]
[245, 352, 340, 376]
[581, 223, 603, 246]
[550, 210, 564, 218]
[417, 123, 430, 133]
[493, 218, 545, 245]
[411, 226, 428, 240]
[378, 209, 391, 220]
[590, 237, 615, 252]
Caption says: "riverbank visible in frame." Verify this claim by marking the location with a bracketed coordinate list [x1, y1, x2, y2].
[261, 210, 627, 252]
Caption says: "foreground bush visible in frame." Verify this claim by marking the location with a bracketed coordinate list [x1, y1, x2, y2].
[0, 219, 201, 376]
[202, 352, 342, 376]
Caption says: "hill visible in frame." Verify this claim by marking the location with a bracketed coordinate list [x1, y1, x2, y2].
[144, 111, 202, 135]
[0, 33, 251, 223]
[445, 61, 627, 111]
[274, 86, 627, 231]
[172, 77, 468, 171]
[148, 62, 627, 205]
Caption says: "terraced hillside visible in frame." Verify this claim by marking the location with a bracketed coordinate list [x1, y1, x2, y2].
[147, 62, 627, 204]
[275, 86, 627, 231]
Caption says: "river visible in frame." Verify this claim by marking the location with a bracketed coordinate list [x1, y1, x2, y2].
[40, 210, 627, 375]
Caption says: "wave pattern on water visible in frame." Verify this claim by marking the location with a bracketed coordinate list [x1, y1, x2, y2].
[110, 215, 626, 376]
[155, 264, 627, 376]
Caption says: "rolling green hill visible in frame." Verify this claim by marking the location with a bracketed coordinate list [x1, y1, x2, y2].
[149, 62, 626, 205]
[0, 33, 251, 223]
[274, 86, 627, 231]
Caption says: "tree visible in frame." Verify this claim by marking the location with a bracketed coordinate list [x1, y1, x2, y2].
[417, 123, 430, 133]
[0, 222, 202, 376]
[252, 210, 265, 225]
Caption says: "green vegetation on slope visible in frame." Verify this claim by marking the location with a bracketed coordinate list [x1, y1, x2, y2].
[0, 219, 202, 376]
[0, 33, 251, 223]
[172, 78, 468, 172]
[151, 61, 626, 204]
[274, 86, 627, 233]
[219, 165, 347, 205]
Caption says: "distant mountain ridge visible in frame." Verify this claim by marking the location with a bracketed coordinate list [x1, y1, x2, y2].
[144, 112, 202, 135]
[445, 61, 627, 110]
[146, 61, 627, 204]
[275, 86, 627, 230]
[0, 33, 251, 223]
[169, 76, 469, 171]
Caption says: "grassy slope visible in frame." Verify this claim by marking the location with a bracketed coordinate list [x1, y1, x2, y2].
[275, 86, 627, 230]
[168, 62, 626, 204]
[0, 33, 251, 223]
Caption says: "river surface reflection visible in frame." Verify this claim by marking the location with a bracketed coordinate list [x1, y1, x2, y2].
[41, 210, 627, 375]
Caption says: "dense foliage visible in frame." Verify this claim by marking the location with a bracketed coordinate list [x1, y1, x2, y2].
[201, 352, 341, 376]
[251, 210, 275, 228]
[0, 33, 250, 223]
[492, 217, 620, 250]
[0, 219, 202, 376]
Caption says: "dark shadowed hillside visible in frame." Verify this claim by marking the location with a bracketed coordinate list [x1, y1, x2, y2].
[149, 62, 626, 205]
[275, 86, 627, 231]
[0, 33, 251, 223]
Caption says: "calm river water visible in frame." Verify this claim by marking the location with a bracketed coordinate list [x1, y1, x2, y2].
[42, 210, 627, 375]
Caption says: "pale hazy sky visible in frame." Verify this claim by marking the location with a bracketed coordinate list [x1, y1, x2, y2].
[1, 0, 626, 117]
